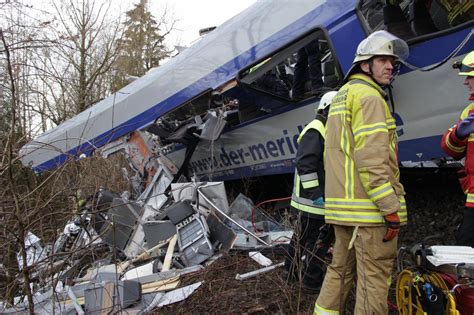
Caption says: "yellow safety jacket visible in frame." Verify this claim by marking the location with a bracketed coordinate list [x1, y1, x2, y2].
[437, 0, 474, 26]
[324, 74, 407, 226]
[291, 118, 326, 216]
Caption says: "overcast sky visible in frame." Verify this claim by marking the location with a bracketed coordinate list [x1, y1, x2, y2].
[149, 0, 257, 48]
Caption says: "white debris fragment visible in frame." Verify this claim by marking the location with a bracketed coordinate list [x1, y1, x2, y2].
[235, 262, 285, 281]
[249, 251, 272, 267]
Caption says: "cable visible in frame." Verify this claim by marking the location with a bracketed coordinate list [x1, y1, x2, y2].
[400, 29, 473, 72]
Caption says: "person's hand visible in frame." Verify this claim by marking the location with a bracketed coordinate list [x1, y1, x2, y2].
[312, 197, 324, 206]
[382, 212, 400, 242]
[455, 113, 474, 138]
[316, 224, 334, 247]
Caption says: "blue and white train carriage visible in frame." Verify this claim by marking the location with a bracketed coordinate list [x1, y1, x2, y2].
[20, 0, 474, 182]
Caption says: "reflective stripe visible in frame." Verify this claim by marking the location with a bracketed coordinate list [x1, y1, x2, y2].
[342, 121, 354, 199]
[326, 197, 407, 210]
[297, 120, 326, 143]
[325, 196, 407, 223]
[440, 0, 452, 10]
[291, 200, 325, 215]
[447, 1, 473, 25]
[326, 211, 383, 222]
[300, 172, 319, 182]
[294, 173, 300, 197]
[328, 108, 351, 117]
[367, 182, 395, 202]
[300, 173, 319, 190]
[445, 131, 465, 153]
[291, 119, 325, 216]
[353, 122, 388, 139]
[349, 78, 373, 88]
[326, 198, 377, 209]
[328, 103, 352, 118]
[314, 304, 339, 315]
[292, 194, 316, 206]
[330, 104, 346, 111]
[467, 193, 474, 203]
[349, 77, 387, 98]
[325, 209, 408, 223]
[302, 179, 319, 189]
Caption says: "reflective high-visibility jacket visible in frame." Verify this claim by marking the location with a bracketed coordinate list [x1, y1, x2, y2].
[441, 102, 474, 207]
[290, 116, 326, 218]
[436, 0, 474, 26]
[324, 74, 407, 226]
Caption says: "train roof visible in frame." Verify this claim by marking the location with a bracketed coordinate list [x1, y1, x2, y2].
[20, 0, 358, 172]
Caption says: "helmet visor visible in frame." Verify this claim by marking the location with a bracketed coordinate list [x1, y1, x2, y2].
[357, 30, 409, 61]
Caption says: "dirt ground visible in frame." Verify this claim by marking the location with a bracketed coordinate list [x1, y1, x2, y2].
[155, 250, 317, 314]
[151, 169, 465, 314]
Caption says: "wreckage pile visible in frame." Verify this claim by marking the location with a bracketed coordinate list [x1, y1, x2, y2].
[0, 149, 466, 314]
[0, 173, 294, 314]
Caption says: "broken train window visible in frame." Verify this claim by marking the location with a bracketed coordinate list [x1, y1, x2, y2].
[239, 29, 342, 103]
[359, 0, 474, 41]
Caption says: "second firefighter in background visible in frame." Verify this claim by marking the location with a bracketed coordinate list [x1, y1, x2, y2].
[284, 91, 337, 293]
[441, 50, 474, 247]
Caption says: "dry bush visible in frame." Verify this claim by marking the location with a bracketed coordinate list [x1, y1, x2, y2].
[0, 151, 133, 307]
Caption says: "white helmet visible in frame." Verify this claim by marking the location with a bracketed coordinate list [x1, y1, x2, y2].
[354, 30, 409, 63]
[345, 30, 409, 81]
[316, 91, 338, 112]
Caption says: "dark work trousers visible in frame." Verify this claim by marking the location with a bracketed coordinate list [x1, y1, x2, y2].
[284, 212, 326, 287]
[292, 40, 323, 98]
[455, 207, 474, 247]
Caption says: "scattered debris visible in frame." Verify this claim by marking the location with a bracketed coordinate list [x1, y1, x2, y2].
[145, 281, 202, 311]
[235, 262, 285, 281]
[1, 134, 292, 313]
[249, 251, 273, 267]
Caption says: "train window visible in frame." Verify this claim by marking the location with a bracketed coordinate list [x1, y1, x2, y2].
[359, 0, 473, 41]
[239, 29, 342, 103]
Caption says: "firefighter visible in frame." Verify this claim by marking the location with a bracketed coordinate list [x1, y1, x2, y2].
[441, 50, 474, 247]
[314, 30, 409, 314]
[283, 90, 337, 293]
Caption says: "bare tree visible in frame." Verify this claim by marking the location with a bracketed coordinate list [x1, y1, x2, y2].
[0, 0, 177, 311]
[30, 0, 124, 122]
[0, 1, 126, 310]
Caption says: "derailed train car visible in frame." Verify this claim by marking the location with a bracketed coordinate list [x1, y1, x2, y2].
[19, 0, 474, 182]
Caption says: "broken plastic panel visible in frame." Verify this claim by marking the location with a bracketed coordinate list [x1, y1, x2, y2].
[17, 232, 47, 271]
[125, 157, 176, 258]
[84, 280, 141, 312]
[177, 214, 214, 267]
[171, 182, 229, 213]
[194, 113, 227, 141]
[142, 220, 176, 248]
[99, 198, 142, 251]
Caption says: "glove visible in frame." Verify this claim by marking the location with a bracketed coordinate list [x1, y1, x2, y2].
[317, 224, 335, 247]
[455, 113, 474, 138]
[312, 197, 324, 206]
[382, 212, 400, 242]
